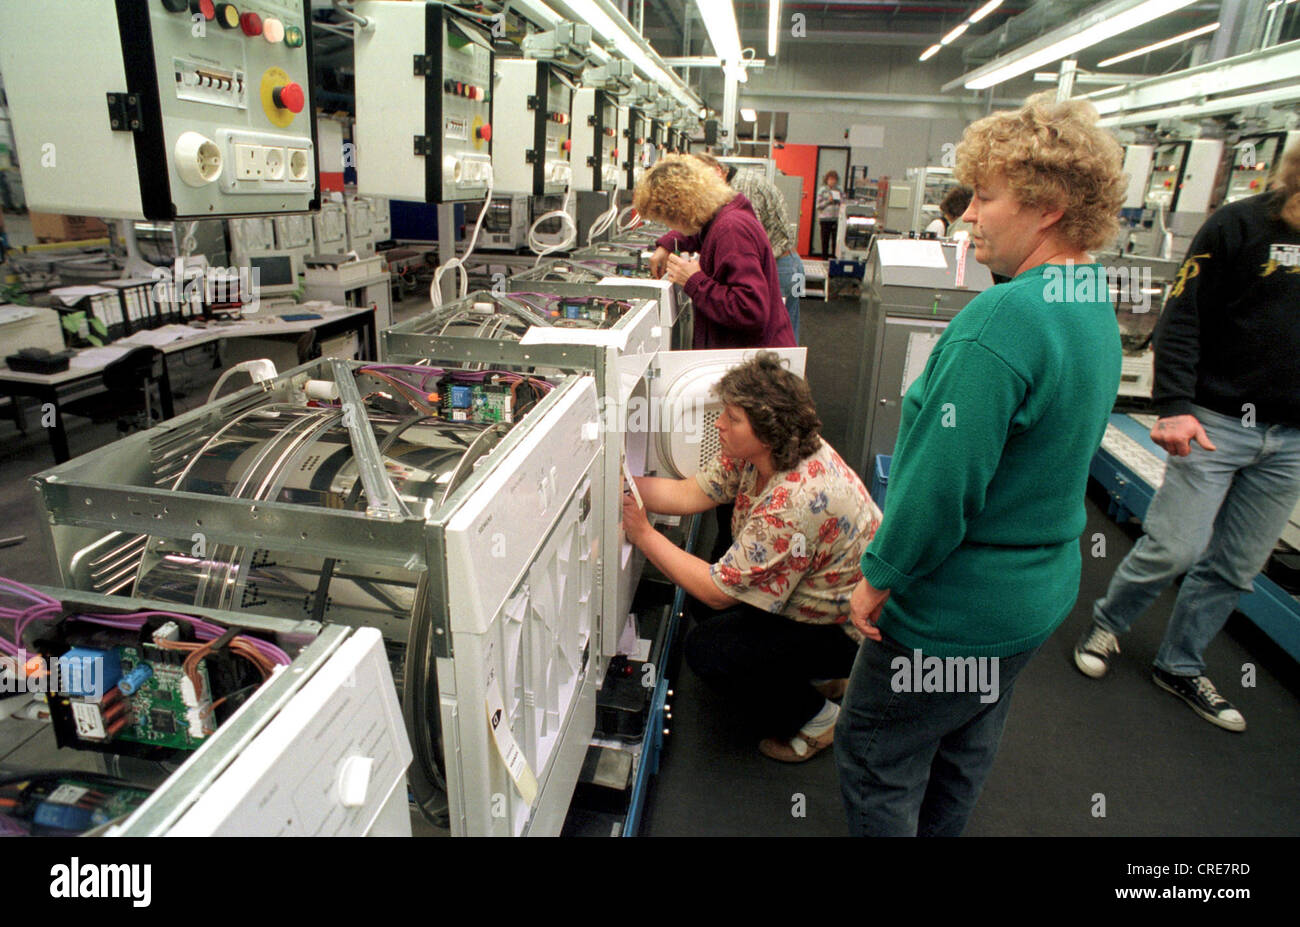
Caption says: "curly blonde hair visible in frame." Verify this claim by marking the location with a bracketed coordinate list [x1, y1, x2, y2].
[954, 92, 1126, 251]
[633, 154, 736, 233]
[1271, 140, 1300, 231]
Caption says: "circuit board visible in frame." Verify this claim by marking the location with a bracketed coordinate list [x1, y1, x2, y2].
[0, 777, 152, 835]
[442, 379, 514, 424]
[114, 644, 215, 750]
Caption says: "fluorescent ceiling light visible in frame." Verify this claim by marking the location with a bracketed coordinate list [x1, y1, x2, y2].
[768, 0, 781, 57]
[970, 0, 1004, 24]
[960, 0, 1199, 90]
[1083, 83, 1127, 97]
[919, 44, 942, 61]
[941, 22, 969, 45]
[695, 0, 742, 63]
[740, 108, 758, 121]
[1097, 22, 1220, 67]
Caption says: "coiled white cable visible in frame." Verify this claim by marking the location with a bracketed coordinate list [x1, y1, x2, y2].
[430, 175, 493, 308]
[616, 204, 642, 233]
[586, 178, 622, 245]
[529, 183, 577, 266]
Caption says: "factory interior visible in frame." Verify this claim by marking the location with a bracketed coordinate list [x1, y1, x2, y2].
[0, 0, 1298, 844]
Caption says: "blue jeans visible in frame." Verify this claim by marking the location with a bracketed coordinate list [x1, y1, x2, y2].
[775, 252, 802, 343]
[834, 633, 1039, 836]
[1094, 404, 1300, 676]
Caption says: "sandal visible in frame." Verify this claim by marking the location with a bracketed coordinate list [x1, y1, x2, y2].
[758, 726, 834, 763]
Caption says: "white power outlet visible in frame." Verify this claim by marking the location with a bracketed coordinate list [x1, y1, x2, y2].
[234, 144, 265, 180]
[263, 147, 286, 181]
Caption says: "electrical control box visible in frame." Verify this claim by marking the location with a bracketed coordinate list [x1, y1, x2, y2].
[0, 0, 319, 220]
[1175, 139, 1224, 218]
[624, 107, 652, 191]
[1144, 142, 1189, 211]
[649, 119, 666, 166]
[313, 201, 348, 253]
[572, 89, 622, 194]
[353, 0, 494, 203]
[492, 59, 576, 196]
[346, 193, 390, 256]
[465, 194, 530, 250]
[1121, 144, 1154, 211]
[274, 213, 315, 263]
[228, 216, 278, 267]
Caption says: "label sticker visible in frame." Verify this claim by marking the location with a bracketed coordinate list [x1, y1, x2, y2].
[71, 701, 106, 740]
[486, 672, 538, 807]
[47, 784, 90, 805]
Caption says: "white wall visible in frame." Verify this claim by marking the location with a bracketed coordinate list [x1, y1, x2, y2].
[708, 41, 1042, 181]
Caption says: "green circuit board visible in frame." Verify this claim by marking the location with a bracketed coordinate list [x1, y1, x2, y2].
[113, 645, 215, 751]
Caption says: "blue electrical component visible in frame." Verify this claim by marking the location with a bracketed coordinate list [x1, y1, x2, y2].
[118, 663, 154, 697]
[564, 303, 582, 319]
[33, 801, 93, 832]
[58, 648, 121, 699]
[449, 384, 472, 409]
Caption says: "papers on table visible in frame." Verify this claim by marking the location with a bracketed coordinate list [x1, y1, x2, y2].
[69, 346, 133, 369]
[116, 324, 199, 347]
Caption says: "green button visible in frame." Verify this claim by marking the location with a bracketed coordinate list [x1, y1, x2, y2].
[285, 25, 304, 47]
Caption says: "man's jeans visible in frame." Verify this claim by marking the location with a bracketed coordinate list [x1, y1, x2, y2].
[1094, 404, 1300, 676]
[835, 633, 1039, 836]
[775, 251, 803, 343]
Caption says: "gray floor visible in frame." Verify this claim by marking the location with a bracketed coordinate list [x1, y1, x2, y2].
[2, 259, 1297, 836]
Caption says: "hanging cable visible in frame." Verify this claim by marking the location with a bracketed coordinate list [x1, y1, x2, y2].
[586, 177, 622, 245]
[528, 184, 577, 266]
[430, 175, 493, 308]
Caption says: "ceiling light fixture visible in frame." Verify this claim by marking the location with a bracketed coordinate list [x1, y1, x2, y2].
[1097, 22, 1220, 67]
[969, 0, 1005, 24]
[958, 0, 1199, 90]
[919, 44, 941, 61]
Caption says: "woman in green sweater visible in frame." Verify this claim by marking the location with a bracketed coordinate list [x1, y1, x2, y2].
[834, 93, 1126, 836]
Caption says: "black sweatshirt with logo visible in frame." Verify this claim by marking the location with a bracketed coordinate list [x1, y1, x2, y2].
[1152, 191, 1300, 428]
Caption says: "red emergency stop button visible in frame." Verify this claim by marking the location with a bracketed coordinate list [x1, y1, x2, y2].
[240, 10, 262, 34]
[273, 82, 305, 113]
[477, 123, 492, 142]
[190, 0, 215, 19]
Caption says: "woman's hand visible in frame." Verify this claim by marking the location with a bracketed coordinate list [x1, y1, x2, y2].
[622, 491, 654, 548]
[850, 578, 889, 641]
[648, 246, 670, 279]
[664, 252, 701, 287]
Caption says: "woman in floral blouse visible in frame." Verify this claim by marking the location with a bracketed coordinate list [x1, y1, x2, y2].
[622, 352, 882, 762]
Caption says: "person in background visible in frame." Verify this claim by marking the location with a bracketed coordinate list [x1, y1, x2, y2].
[692, 153, 804, 342]
[925, 186, 975, 239]
[1074, 142, 1300, 732]
[622, 353, 881, 762]
[816, 171, 842, 258]
[638, 155, 794, 349]
[834, 92, 1125, 836]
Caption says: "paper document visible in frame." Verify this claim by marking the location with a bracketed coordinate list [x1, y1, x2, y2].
[117, 325, 197, 346]
[70, 346, 132, 369]
[876, 238, 948, 269]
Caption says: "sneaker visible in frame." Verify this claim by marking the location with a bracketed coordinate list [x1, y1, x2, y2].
[1074, 623, 1121, 678]
[758, 727, 835, 763]
[1151, 667, 1247, 732]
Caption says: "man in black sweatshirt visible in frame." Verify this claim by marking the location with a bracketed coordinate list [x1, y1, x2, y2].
[1074, 143, 1300, 732]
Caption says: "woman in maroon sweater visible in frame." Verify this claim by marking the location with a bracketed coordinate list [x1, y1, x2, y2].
[635, 155, 795, 349]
